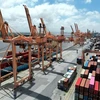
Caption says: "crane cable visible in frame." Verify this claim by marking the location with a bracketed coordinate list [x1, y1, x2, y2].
[9, 25, 23, 36]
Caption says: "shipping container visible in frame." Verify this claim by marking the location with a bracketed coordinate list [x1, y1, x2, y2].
[77, 56, 82, 64]
[96, 53, 100, 57]
[58, 77, 65, 89]
[97, 59, 100, 64]
[89, 76, 95, 94]
[80, 78, 86, 94]
[58, 66, 77, 91]
[79, 94, 83, 99]
[92, 71, 96, 77]
[81, 69, 85, 78]
[84, 79, 90, 96]
[96, 68, 100, 81]
[84, 69, 89, 78]
[74, 93, 78, 100]
[83, 95, 88, 100]
[89, 61, 95, 73]
[98, 82, 100, 100]
[89, 76, 95, 88]
[88, 61, 94, 73]
[93, 81, 99, 99]
[75, 77, 82, 93]
[63, 78, 69, 88]
[88, 73, 92, 79]
[97, 64, 100, 68]
[84, 60, 89, 69]
[88, 95, 93, 100]
[93, 61, 97, 70]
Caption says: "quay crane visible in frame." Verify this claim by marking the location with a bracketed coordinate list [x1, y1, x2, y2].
[23, 5, 50, 71]
[23, 5, 65, 72]
[40, 18, 65, 61]
[0, 9, 34, 90]
[67, 23, 86, 46]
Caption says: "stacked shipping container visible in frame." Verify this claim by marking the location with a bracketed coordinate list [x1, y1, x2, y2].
[75, 55, 100, 100]
[58, 66, 77, 91]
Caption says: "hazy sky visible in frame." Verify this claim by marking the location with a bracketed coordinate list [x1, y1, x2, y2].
[0, 0, 100, 34]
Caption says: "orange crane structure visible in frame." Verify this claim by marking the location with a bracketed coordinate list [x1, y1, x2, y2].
[40, 18, 54, 63]
[74, 23, 92, 43]
[55, 26, 66, 61]
[67, 25, 74, 42]
[74, 23, 85, 45]
[23, 5, 52, 71]
[68, 23, 86, 46]
[86, 29, 91, 39]
[23, 5, 65, 71]
[0, 9, 35, 92]
[40, 18, 66, 61]
[0, 10, 14, 39]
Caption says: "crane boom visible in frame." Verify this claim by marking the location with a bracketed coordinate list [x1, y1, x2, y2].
[0, 10, 3, 30]
[74, 23, 79, 32]
[74, 23, 77, 32]
[76, 23, 78, 31]
[0, 10, 10, 39]
[23, 5, 38, 38]
[40, 18, 47, 34]
[70, 25, 74, 33]
[23, 5, 32, 33]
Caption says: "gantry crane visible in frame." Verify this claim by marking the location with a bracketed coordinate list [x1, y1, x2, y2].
[55, 26, 66, 61]
[68, 25, 74, 41]
[2, 36, 33, 88]
[23, 5, 53, 71]
[86, 29, 91, 39]
[73, 23, 85, 45]
[40, 18, 65, 61]
[0, 10, 34, 90]
[40, 18, 54, 64]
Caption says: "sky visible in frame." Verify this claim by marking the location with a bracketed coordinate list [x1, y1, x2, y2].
[0, 0, 100, 34]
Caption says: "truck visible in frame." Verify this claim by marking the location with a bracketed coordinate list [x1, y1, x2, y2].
[57, 66, 77, 91]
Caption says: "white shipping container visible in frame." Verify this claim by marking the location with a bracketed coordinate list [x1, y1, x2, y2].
[88, 73, 92, 79]
[81, 69, 85, 77]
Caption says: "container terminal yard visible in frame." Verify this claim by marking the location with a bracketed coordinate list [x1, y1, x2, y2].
[0, 5, 100, 100]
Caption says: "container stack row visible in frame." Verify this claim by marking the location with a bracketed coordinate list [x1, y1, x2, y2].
[58, 66, 77, 91]
[75, 77, 100, 100]
[75, 55, 100, 100]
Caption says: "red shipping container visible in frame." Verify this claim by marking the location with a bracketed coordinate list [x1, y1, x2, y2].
[93, 81, 99, 100]
[80, 78, 86, 94]
[75, 77, 82, 93]
[94, 81, 99, 95]
[98, 82, 100, 97]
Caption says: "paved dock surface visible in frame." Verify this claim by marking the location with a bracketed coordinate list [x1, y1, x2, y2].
[0, 42, 90, 100]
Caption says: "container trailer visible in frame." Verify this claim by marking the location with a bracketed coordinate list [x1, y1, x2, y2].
[58, 66, 77, 91]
